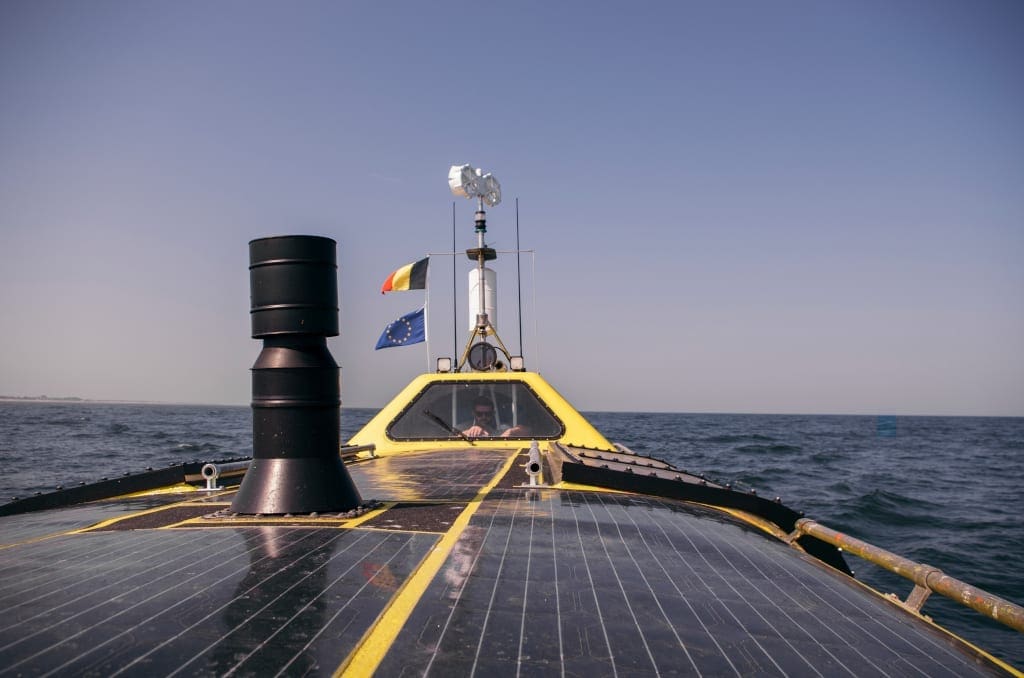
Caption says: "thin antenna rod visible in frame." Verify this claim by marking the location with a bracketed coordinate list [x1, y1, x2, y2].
[452, 201, 457, 365]
[515, 197, 523, 357]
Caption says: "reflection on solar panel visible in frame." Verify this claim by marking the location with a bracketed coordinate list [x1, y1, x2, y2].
[0, 527, 437, 675]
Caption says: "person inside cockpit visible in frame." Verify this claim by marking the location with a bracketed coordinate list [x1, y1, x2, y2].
[460, 396, 528, 438]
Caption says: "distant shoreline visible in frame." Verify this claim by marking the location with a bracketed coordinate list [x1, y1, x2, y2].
[0, 399, 378, 409]
[0, 396, 87, 402]
[0, 396, 241, 406]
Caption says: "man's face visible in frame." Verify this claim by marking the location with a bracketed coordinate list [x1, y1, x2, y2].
[474, 406, 494, 425]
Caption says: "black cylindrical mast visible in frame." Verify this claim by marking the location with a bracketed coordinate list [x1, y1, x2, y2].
[231, 235, 362, 515]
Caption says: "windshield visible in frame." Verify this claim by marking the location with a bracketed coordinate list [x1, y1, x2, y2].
[386, 380, 565, 441]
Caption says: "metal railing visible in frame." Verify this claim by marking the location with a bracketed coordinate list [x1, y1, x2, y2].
[790, 518, 1024, 634]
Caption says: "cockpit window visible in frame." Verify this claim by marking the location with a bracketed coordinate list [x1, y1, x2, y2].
[386, 380, 565, 441]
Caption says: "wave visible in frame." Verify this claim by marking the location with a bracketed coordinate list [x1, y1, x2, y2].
[174, 442, 222, 453]
[830, 489, 949, 530]
[700, 434, 776, 444]
[45, 417, 89, 427]
[810, 450, 846, 463]
[735, 443, 802, 454]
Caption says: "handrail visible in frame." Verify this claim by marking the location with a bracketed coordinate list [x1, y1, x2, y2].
[792, 518, 1024, 634]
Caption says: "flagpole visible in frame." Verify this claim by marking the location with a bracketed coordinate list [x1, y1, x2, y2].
[532, 251, 539, 372]
[424, 260, 431, 372]
[515, 197, 523, 358]
[452, 201, 457, 369]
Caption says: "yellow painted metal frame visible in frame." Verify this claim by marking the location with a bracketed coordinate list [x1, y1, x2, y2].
[347, 371, 616, 456]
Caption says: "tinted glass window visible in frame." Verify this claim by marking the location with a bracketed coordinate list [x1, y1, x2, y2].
[387, 381, 564, 441]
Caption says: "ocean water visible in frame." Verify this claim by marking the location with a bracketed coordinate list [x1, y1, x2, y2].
[0, 401, 1021, 667]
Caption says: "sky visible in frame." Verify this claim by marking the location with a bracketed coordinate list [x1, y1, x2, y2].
[1, 1, 1022, 416]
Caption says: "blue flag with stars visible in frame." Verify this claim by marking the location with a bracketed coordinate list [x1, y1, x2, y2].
[375, 307, 426, 350]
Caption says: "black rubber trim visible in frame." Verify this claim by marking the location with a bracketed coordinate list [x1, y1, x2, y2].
[0, 462, 207, 517]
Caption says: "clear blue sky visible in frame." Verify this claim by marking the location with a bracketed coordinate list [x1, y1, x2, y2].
[1, 1, 1021, 415]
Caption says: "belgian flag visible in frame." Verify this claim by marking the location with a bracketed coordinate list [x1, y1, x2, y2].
[380, 257, 428, 293]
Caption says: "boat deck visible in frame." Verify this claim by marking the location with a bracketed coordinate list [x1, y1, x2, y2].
[0, 448, 1007, 676]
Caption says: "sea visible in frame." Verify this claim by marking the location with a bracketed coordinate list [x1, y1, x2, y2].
[0, 401, 1021, 668]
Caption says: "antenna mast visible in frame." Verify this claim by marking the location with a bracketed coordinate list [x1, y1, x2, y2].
[447, 164, 513, 372]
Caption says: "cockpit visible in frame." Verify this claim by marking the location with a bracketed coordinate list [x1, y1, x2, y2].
[386, 380, 565, 441]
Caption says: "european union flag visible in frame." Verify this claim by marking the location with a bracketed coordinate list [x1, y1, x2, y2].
[375, 307, 426, 350]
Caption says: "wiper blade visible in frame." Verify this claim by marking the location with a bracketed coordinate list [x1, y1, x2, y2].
[422, 409, 475, 445]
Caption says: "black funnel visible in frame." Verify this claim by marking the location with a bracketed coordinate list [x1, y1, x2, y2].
[231, 235, 362, 515]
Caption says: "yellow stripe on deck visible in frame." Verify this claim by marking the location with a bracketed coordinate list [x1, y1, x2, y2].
[336, 450, 520, 678]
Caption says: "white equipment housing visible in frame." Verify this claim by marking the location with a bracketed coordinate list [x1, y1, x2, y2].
[468, 267, 497, 331]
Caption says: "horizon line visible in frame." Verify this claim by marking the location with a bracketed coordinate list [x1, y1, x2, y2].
[2, 396, 1020, 419]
